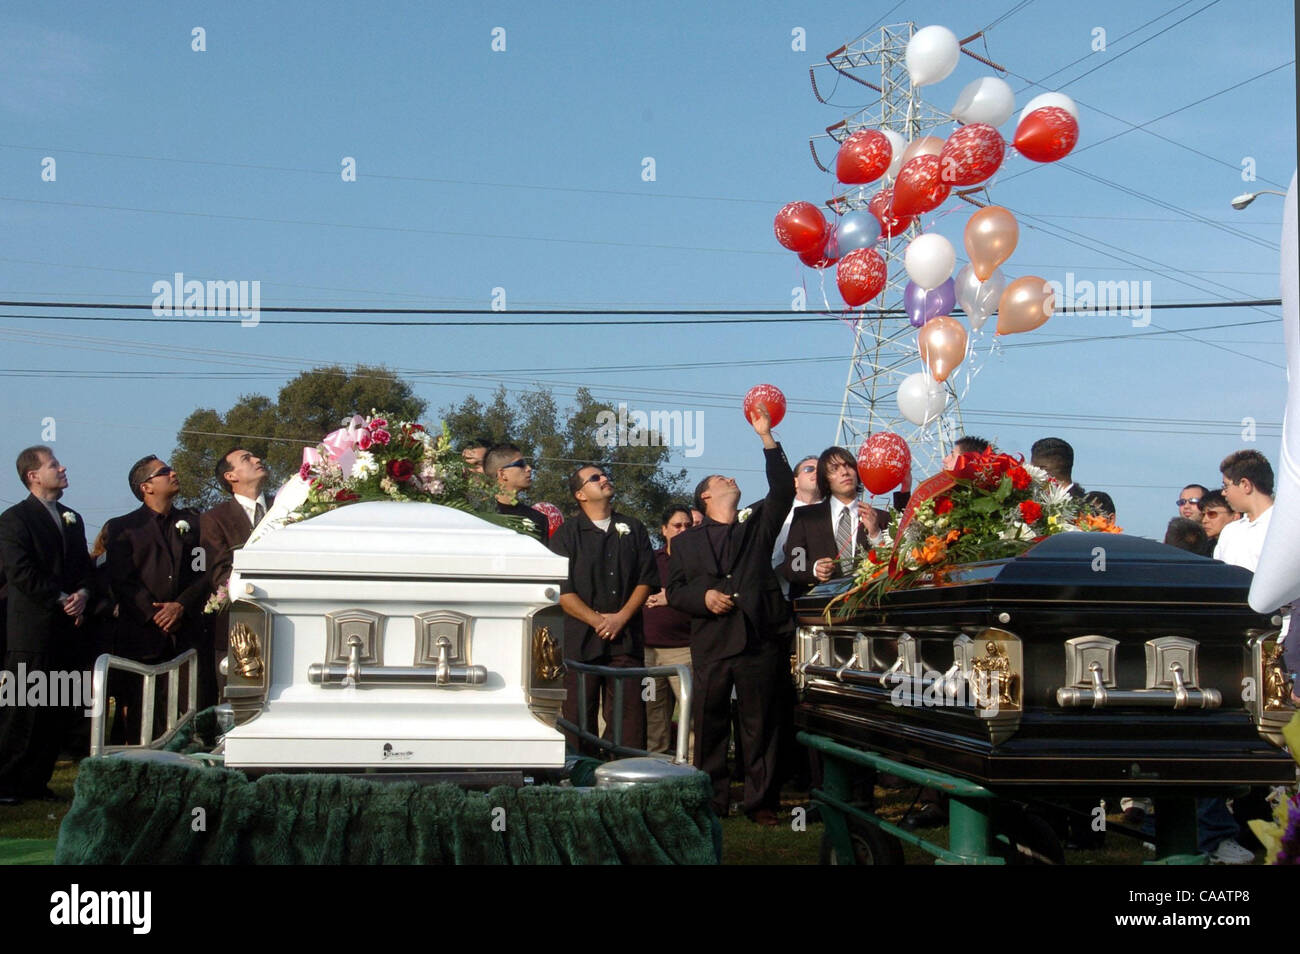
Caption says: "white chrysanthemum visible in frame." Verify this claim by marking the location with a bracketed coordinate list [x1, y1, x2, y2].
[1039, 481, 1072, 509]
[1024, 462, 1051, 484]
[352, 450, 379, 479]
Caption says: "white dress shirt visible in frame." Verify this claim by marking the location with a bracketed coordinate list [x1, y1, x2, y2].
[234, 492, 269, 529]
[1213, 506, 1273, 572]
[773, 497, 817, 598]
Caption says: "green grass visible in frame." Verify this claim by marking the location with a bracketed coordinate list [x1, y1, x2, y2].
[0, 761, 78, 840]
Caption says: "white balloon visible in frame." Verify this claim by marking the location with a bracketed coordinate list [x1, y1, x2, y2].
[950, 77, 1016, 127]
[1249, 169, 1300, 612]
[905, 25, 960, 88]
[954, 264, 1007, 331]
[904, 233, 956, 291]
[882, 129, 907, 180]
[1018, 91, 1079, 126]
[897, 372, 948, 426]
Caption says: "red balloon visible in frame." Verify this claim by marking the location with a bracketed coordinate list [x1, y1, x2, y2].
[836, 248, 887, 307]
[867, 188, 915, 240]
[1013, 107, 1079, 163]
[857, 432, 911, 495]
[531, 501, 564, 538]
[938, 123, 1005, 186]
[798, 220, 838, 267]
[892, 155, 951, 217]
[836, 130, 892, 185]
[799, 245, 837, 268]
[774, 201, 828, 253]
[743, 384, 786, 428]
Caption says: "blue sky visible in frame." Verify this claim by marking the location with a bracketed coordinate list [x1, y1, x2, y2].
[0, 0, 1294, 539]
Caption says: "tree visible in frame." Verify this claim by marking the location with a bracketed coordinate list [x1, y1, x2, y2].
[172, 365, 426, 508]
[441, 385, 689, 531]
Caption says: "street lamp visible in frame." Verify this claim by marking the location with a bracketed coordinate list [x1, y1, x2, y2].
[1231, 189, 1288, 210]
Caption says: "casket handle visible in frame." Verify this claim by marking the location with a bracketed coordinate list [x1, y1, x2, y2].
[835, 653, 859, 682]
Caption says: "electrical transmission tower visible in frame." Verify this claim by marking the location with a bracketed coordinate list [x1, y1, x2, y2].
[809, 22, 971, 481]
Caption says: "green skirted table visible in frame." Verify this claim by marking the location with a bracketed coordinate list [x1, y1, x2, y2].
[55, 712, 720, 865]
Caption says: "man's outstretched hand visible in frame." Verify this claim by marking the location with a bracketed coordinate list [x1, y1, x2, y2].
[748, 403, 777, 449]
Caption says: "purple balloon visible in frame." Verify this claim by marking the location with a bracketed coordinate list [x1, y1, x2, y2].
[906, 277, 957, 327]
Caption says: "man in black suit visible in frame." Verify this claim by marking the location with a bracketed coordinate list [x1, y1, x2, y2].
[0, 446, 93, 804]
[667, 405, 793, 824]
[199, 448, 271, 707]
[779, 445, 887, 603]
[103, 455, 208, 743]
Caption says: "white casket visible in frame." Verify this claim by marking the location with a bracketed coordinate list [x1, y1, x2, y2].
[220, 502, 570, 775]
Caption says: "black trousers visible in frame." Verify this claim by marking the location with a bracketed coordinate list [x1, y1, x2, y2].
[693, 639, 787, 816]
[0, 650, 80, 797]
[562, 655, 647, 757]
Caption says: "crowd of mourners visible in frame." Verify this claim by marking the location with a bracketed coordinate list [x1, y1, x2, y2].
[0, 421, 1290, 864]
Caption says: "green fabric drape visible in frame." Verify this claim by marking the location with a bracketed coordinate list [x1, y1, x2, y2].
[55, 731, 720, 864]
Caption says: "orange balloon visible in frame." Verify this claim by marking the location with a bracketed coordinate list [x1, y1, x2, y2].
[964, 206, 1018, 282]
[917, 315, 968, 383]
[900, 135, 945, 166]
[996, 276, 1056, 335]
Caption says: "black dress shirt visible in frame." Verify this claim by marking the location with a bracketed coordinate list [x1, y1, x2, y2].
[548, 510, 658, 662]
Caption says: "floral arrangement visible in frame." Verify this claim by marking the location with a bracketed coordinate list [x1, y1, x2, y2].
[835, 448, 1121, 610]
[203, 583, 229, 616]
[288, 411, 498, 524]
[1248, 713, 1300, 864]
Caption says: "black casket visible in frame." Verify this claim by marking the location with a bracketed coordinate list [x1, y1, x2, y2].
[792, 532, 1295, 794]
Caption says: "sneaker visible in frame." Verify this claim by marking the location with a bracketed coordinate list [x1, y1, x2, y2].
[1210, 838, 1255, 865]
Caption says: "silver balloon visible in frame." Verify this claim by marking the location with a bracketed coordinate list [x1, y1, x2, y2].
[896, 371, 948, 426]
[955, 264, 1006, 331]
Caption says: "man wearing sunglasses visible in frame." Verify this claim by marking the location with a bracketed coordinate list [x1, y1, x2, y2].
[667, 404, 794, 825]
[549, 463, 658, 755]
[484, 443, 548, 543]
[102, 456, 209, 744]
[771, 456, 821, 601]
[1176, 484, 1208, 523]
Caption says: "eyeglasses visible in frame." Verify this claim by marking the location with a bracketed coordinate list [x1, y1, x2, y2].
[501, 459, 529, 470]
[146, 465, 174, 481]
[798, 465, 817, 474]
[1202, 509, 1229, 519]
[1176, 497, 1200, 507]
[584, 472, 608, 484]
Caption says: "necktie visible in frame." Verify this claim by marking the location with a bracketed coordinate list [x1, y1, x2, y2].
[253, 501, 266, 525]
[836, 507, 853, 576]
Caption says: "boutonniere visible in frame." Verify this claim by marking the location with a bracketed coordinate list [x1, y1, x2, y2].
[175, 520, 191, 535]
[62, 511, 77, 526]
[614, 522, 630, 537]
[737, 507, 753, 524]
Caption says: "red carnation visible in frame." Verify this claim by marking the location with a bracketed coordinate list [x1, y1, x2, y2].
[1009, 466, 1031, 490]
[387, 458, 414, 481]
[368, 418, 388, 430]
[357, 430, 373, 451]
[371, 429, 391, 446]
[299, 462, 313, 480]
[934, 496, 954, 515]
[335, 489, 360, 502]
[1019, 500, 1043, 524]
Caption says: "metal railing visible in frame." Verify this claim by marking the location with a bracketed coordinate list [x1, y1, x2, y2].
[556, 660, 692, 764]
[89, 649, 199, 757]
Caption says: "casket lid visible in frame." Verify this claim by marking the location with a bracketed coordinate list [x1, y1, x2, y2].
[232, 501, 568, 581]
